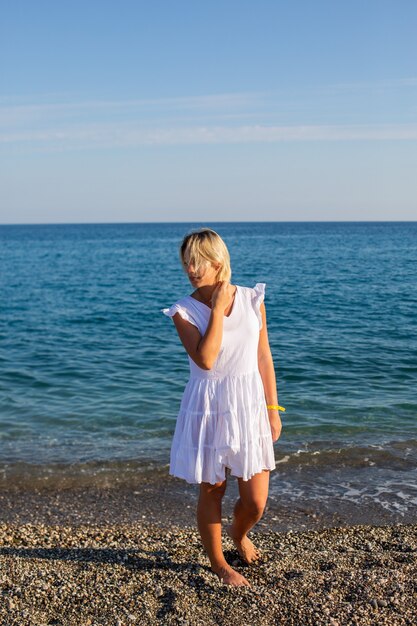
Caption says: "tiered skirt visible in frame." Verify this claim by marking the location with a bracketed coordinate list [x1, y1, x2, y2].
[170, 370, 276, 484]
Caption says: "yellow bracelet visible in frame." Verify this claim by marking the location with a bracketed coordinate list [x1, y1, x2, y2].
[266, 404, 286, 412]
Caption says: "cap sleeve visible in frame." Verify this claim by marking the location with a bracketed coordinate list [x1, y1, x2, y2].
[160, 303, 199, 329]
[251, 282, 266, 330]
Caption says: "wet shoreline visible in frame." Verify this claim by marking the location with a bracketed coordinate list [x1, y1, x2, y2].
[1, 471, 414, 533]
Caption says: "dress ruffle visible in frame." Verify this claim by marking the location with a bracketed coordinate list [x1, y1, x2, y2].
[169, 370, 275, 484]
[161, 303, 198, 329]
[251, 282, 266, 330]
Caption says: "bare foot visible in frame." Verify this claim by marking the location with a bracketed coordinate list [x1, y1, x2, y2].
[226, 525, 261, 564]
[212, 563, 251, 587]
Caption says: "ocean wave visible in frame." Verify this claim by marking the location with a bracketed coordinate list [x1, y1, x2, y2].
[275, 439, 417, 470]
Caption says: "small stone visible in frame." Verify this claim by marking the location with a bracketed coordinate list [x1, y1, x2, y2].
[377, 599, 388, 607]
[370, 599, 378, 609]
[155, 586, 164, 597]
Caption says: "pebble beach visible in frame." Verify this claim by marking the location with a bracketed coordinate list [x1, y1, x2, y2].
[0, 487, 416, 626]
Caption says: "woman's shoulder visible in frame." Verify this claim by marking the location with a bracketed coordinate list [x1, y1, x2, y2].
[160, 294, 201, 329]
[161, 293, 193, 313]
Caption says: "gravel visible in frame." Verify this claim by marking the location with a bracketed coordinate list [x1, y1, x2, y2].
[0, 521, 415, 625]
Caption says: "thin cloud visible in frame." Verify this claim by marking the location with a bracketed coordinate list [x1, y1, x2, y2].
[2, 123, 417, 150]
[0, 92, 265, 126]
[2, 83, 415, 131]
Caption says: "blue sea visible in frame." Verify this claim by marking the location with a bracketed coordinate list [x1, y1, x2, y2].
[1, 222, 416, 525]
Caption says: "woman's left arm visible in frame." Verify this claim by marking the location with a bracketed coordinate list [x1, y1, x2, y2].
[257, 301, 282, 442]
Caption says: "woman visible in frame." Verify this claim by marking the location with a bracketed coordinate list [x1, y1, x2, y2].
[161, 227, 283, 587]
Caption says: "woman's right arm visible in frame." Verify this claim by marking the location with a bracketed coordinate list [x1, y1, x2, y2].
[172, 281, 231, 370]
[172, 307, 224, 370]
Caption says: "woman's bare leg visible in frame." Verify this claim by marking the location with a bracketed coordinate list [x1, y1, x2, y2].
[227, 470, 270, 563]
[197, 480, 250, 587]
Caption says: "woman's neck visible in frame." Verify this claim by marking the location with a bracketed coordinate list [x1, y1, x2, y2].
[195, 284, 217, 304]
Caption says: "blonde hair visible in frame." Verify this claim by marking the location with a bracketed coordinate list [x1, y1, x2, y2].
[179, 228, 232, 282]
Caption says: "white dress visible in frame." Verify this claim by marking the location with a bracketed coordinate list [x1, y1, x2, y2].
[161, 283, 276, 484]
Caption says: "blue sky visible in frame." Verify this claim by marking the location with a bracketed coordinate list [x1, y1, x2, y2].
[1, 0, 416, 223]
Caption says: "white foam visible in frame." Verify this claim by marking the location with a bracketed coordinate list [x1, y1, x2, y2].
[276, 455, 290, 464]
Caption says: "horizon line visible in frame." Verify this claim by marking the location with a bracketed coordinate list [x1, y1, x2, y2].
[1, 219, 417, 227]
